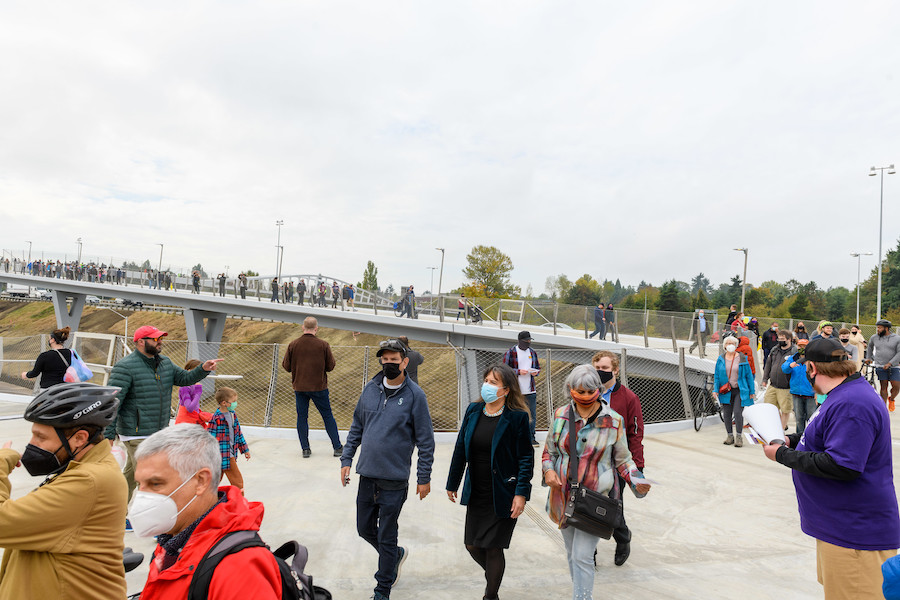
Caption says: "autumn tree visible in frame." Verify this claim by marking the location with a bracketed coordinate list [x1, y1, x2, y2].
[463, 245, 520, 298]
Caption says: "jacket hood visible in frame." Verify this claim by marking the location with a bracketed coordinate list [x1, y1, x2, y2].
[199, 486, 263, 535]
[738, 336, 750, 347]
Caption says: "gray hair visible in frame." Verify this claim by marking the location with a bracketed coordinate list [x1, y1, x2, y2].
[564, 364, 601, 395]
[135, 424, 221, 483]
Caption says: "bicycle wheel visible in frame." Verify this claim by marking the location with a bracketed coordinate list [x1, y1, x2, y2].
[693, 396, 705, 431]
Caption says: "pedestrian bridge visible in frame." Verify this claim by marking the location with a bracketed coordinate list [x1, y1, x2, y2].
[0, 272, 717, 428]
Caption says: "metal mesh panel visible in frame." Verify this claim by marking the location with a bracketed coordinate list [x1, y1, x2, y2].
[0, 336, 43, 393]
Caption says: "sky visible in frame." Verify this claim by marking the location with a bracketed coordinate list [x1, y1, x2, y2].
[1, 1, 898, 296]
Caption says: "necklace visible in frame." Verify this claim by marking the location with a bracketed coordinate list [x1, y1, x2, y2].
[483, 404, 504, 417]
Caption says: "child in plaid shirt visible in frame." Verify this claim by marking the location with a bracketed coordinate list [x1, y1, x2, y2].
[206, 387, 251, 492]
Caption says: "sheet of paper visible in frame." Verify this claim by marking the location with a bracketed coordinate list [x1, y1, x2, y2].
[630, 474, 660, 486]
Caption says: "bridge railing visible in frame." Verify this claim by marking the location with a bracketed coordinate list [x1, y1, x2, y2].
[1, 335, 710, 432]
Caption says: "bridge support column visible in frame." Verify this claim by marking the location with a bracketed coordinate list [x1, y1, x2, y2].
[51, 290, 86, 332]
[185, 309, 227, 397]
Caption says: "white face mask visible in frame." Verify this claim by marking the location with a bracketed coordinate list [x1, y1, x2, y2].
[724, 344, 737, 353]
[127, 470, 200, 538]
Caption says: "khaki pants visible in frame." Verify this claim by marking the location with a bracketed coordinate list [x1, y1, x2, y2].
[121, 439, 144, 503]
[816, 538, 896, 599]
[221, 461, 244, 491]
[763, 385, 793, 414]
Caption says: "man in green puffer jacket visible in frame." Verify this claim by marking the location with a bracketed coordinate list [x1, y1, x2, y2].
[105, 325, 222, 502]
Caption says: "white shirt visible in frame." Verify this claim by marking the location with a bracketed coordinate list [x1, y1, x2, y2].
[515, 346, 536, 393]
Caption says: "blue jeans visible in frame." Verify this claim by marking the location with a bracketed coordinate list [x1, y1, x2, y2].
[524, 393, 537, 440]
[561, 525, 601, 600]
[793, 395, 815, 434]
[357, 477, 408, 597]
[294, 390, 341, 450]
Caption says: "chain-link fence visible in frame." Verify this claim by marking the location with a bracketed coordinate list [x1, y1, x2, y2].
[1, 335, 712, 430]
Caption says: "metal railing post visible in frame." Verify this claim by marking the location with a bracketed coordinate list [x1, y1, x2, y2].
[545, 349, 555, 424]
[584, 307, 589, 339]
[643, 310, 649, 348]
[619, 348, 628, 388]
[362, 346, 370, 391]
[677, 348, 693, 420]
[553, 303, 559, 335]
[670, 315, 678, 353]
[263, 343, 278, 427]
[439, 295, 444, 323]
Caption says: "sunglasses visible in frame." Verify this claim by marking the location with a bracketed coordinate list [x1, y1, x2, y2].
[142, 337, 163, 342]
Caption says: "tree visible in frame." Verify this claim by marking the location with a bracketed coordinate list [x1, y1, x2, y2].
[359, 260, 379, 291]
[462, 245, 519, 298]
[545, 274, 573, 301]
[825, 287, 852, 321]
[245, 269, 259, 276]
[564, 274, 602, 306]
[524, 283, 534, 299]
[690, 272, 711, 295]
[693, 288, 710, 310]
[656, 280, 692, 312]
[140, 259, 151, 270]
[789, 292, 814, 320]
[384, 284, 395, 296]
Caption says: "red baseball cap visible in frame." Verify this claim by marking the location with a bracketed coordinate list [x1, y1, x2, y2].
[133, 325, 168, 343]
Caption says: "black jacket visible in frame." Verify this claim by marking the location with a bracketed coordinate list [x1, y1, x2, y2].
[446, 402, 534, 518]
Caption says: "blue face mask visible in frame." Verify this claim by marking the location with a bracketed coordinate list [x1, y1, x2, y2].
[480, 382, 500, 403]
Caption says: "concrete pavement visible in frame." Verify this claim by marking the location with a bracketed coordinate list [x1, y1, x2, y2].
[0, 392, 877, 600]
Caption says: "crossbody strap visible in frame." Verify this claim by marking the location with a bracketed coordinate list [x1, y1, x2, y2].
[566, 405, 619, 499]
[54, 349, 70, 368]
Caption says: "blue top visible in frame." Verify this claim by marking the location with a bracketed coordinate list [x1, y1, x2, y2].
[794, 375, 900, 550]
[341, 373, 435, 485]
[781, 354, 814, 396]
[713, 353, 755, 406]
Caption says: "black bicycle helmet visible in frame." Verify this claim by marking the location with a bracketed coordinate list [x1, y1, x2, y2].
[877, 319, 892, 328]
[25, 382, 120, 429]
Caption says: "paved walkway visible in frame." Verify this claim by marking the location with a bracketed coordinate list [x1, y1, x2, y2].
[0, 392, 884, 599]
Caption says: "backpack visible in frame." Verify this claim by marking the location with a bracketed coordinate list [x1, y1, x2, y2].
[187, 530, 331, 600]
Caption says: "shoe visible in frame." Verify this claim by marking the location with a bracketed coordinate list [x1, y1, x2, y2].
[614, 541, 631, 566]
[302, 449, 311, 458]
[370, 594, 389, 600]
[125, 519, 133, 533]
[891, 399, 895, 413]
[723, 434, 734, 445]
[531, 439, 540, 448]
[333, 445, 343, 457]
[734, 434, 743, 448]
[392, 546, 407, 586]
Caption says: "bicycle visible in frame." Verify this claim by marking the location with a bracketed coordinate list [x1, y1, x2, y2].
[693, 378, 723, 431]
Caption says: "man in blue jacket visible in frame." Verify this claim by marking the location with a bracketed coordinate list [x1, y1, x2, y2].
[340, 339, 435, 600]
[781, 339, 815, 434]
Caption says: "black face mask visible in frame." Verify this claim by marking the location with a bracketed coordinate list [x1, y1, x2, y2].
[797, 326, 805, 331]
[596, 369, 615, 384]
[779, 341, 789, 348]
[840, 337, 850, 343]
[382, 362, 403, 380]
[20, 443, 64, 476]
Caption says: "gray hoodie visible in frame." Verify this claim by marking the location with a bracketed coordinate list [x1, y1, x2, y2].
[867, 331, 900, 367]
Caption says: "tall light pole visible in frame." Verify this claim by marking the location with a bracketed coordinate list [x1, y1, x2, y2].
[25, 241, 32, 265]
[275, 220, 284, 285]
[733, 247, 748, 313]
[869, 164, 895, 321]
[435, 247, 445, 294]
[156, 243, 164, 273]
[850, 251, 873, 325]
[76, 238, 83, 264]
[427, 267, 437, 294]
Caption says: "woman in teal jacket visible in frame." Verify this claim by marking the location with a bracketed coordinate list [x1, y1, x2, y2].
[713, 337, 756, 447]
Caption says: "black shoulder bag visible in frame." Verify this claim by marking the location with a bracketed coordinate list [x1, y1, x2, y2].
[562, 405, 623, 539]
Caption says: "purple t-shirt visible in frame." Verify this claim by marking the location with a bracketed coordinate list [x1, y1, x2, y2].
[794, 375, 900, 550]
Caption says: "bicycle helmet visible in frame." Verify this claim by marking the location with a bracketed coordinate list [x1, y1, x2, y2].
[25, 382, 120, 429]
[877, 319, 892, 328]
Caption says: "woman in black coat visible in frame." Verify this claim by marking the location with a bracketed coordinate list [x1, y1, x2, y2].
[446, 363, 534, 600]
[20, 326, 72, 391]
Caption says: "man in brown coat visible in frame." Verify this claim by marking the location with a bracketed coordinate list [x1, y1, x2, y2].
[282, 317, 342, 458]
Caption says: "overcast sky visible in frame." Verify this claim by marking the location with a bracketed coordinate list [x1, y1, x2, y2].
[1, 2, 898, 295]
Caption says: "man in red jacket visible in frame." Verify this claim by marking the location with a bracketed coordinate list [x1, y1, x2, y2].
[130, 425, 283, 599]
[592, 351, 645, 567]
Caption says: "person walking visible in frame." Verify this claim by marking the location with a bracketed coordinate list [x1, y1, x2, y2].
[446, 364, 533, 600]
[688, 310, 708, 355]
[238, 273, 248, 299]
[592, 351, 645, 566]
[217, 273, 226, 297]
[761, 331, 796, 431]
[297, 278, 307, 305]
[736, 335, 756, 375]
[397, 337, 424, 385]
[763, 337, 899, 599]
[605, 303, 617, 341]
[206, 387, 250, 493]
[782, 339, 816, 434]
[349, 284, 356, 310]
[760, 322, 781, 365]
[332, 281, 340, 309]
[713, 336, 756, 447]
[589, 303, 605, 340]
[866, 319, 900, 412]
[105, 325, 221, 505]
[340, 339, 435, 600]
[281, 317, 342, 458]
[542, 366, 650, 600]
[318, 281, 327, 307]
[270, 277, 279, 303]
[20, 326, 73, 391]
[502, 331, 541, 448]
[191, 271, 201, 294]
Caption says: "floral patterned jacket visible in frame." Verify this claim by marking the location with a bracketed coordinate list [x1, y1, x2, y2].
[542, 402, 640, 527]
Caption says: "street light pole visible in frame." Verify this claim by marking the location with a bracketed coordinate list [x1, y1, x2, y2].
[435, 248, 445, 295]
[427, 267, 437, 294]
[156, 243, 164, 273]
[869, 164, 896, 321]
[850, 251, 873, 325]
[76, 238, 83, 264]
[733, 248, 748, 313]
[25, 241, 32, 265]
[275, 220, 284, 285]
